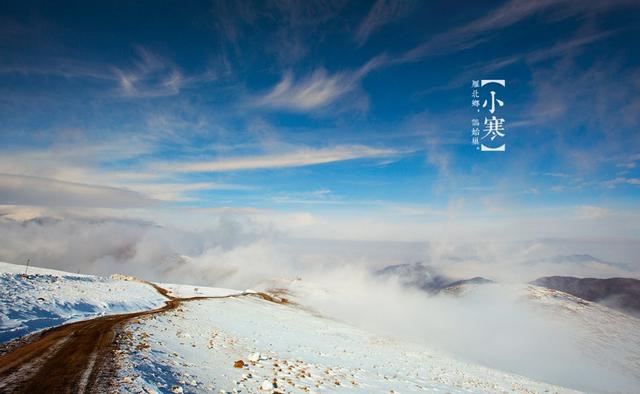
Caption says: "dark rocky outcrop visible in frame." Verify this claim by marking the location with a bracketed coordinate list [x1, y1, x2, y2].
[376, 263, 492, 294]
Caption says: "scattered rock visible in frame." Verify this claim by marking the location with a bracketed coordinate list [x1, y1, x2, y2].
[248, 352, 261, 362]
[260, 380, 274, 390]
[234, 359, 245, 368]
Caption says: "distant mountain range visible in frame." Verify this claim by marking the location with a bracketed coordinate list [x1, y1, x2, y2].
[531, 276, 640, 317]
[375, 262, 493, 294]
[376, 262, 640, 317]
[526, 254, 634, 272]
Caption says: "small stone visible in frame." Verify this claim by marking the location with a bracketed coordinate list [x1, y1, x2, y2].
[248, 352, 261, 362]
[233, 359, 245, 368]
[260, 380, 274, 390]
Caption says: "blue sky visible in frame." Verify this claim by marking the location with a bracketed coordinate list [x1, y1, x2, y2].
[1, 0, 639, 242]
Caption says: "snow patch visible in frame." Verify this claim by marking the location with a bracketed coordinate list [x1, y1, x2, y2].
[0, 261, 166, 343]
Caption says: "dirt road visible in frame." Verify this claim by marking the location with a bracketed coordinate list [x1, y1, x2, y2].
[0, 283, 244, 393]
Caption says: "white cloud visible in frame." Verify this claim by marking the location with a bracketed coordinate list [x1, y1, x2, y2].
[383, 203, 446, 217]
[114, 46, 215, 98]
[615, 153, 640, 169]
[354, 0, 410, 46]
[400, 0, 636, 62]
[0, 173, 154, 208]
[125, 182, 253, 202]
[254, 69, 354, 111]
[0, 139, 253, 204]
[252, 57, 385, 112]
[154, 145, 401, 173]
[0, 140, 402, 206]
[575, 205, 612, 220]
[604, 177, 640, 188]
[0, 45, 215, 98]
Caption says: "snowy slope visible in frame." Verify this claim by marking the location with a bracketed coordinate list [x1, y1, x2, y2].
[525, 284, 640, 390]
[3, 261, 637, 393]
[0, 261, 167, 343]
[116, 294, 576, 394]
[247, 278, 640, 393]
[158, 282, 242, 298]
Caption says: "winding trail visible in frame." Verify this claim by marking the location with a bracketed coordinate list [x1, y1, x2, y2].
[0, 280, 251, 393]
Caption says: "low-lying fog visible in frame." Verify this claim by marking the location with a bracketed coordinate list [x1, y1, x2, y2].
[1, 214, 639, 393]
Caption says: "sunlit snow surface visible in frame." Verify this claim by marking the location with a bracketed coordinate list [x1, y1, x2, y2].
[3, 261, 638, 393]
[117, 295, 575, 393]
[0, 262, 166, 342]
[158, 282, 242, 299]
[525, 285, 640, 389]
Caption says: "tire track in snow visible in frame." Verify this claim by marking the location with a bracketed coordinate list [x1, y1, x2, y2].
[0, 280, 256, 393]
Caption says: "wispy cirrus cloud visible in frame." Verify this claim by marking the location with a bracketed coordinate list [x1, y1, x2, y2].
[210, 1, 344, 66]
[574, 205, 613, 220]
[125, 182, 254, 202]
[400, 0, 555, 61]
[253, 69, 359, 111]
[0, 58, 114, 81]
[354, 0, 411, 47]
[252, 56, 386, 112]
[0, 173, 154, 208]
[604, 177, 640, 188]
[113, 46, 215, 98]
[615, 153, 640, 169]
[154, 145, 402, 173]
[399, 0, 637, 62]
[420, 28, 620, 94]
[0, 138, 403, 206]
[0, 136, 154, 180]
[258, 70, 346, 110]
[268, 188, 343, 205]
[0, 139, 252, 204]
[0, 45, 215, 98]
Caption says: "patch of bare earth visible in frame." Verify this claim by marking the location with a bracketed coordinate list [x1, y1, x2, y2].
[0, 278, 245, 393]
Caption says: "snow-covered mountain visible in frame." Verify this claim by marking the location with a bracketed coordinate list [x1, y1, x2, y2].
[0, 262, 166, 343]
[2, 261, 640, 393]
[532, 276, 640, 317]
[375, 262, 492, 294]
[115, 286, 576, 394]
